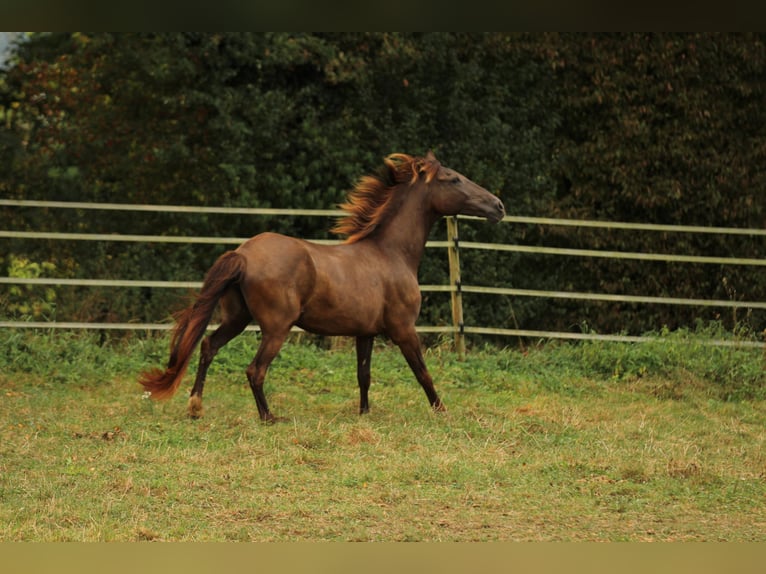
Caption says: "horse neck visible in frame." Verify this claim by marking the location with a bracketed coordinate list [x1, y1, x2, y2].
[368, 181, 437, 271]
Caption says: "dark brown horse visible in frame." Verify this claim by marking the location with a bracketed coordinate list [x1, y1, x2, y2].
[139, 152, 505, 421]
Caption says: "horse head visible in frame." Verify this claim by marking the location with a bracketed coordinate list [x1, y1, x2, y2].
[421, 151, 505, 223]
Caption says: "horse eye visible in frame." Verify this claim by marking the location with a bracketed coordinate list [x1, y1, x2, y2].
[451, 176, 461, 184]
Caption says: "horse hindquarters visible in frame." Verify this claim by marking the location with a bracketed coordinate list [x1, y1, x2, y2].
[234, 235, 317, 421]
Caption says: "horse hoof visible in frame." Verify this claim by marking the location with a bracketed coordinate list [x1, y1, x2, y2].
[187, 396, 204, 419]
[261, 414, 289, 424]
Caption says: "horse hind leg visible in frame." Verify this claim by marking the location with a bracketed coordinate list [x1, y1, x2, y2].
[188, 290, 251, 418]
[246, 329, 290, 422]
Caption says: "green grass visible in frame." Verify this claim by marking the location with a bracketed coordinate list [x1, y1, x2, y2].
[0, 328, 764, 541]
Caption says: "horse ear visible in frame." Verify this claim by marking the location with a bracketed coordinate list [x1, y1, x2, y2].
[420, 150, 440, 182]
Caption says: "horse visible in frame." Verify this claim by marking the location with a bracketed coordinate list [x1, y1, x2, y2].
[139, 151, 505, 421]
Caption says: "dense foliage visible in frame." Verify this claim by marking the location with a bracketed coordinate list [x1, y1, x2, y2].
[1, 33, 764, 337]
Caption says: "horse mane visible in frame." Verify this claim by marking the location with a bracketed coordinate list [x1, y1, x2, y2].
[331, 153, 441, 244]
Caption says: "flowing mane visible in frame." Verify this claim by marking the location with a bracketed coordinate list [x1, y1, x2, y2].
[331, 153, 441, 244]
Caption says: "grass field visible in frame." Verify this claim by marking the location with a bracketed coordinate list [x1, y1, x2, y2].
[0, 327, 764, 541]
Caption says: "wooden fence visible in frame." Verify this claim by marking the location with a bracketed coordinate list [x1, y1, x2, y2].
[1, 198, 765, 352]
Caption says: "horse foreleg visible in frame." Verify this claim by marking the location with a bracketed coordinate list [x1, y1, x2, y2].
[356, 335, 374, 414]
[246, 331, 289, 422]
[395, 330, 446, 413]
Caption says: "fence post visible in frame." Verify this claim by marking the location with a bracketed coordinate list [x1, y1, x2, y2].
[446, 216, 466, 360]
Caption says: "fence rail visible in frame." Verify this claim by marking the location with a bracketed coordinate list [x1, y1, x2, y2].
[3, 199, 766, 236]
[2, 199, 764, 349]
[3, 277, 765, 310]
[1, 230, 763, 267]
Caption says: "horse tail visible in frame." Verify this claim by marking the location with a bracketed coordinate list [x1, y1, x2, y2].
[139, 250, 246, 400]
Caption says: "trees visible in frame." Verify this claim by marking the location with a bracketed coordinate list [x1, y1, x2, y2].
[1, 33, 764, 336]
[543, 33, 766, 333]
